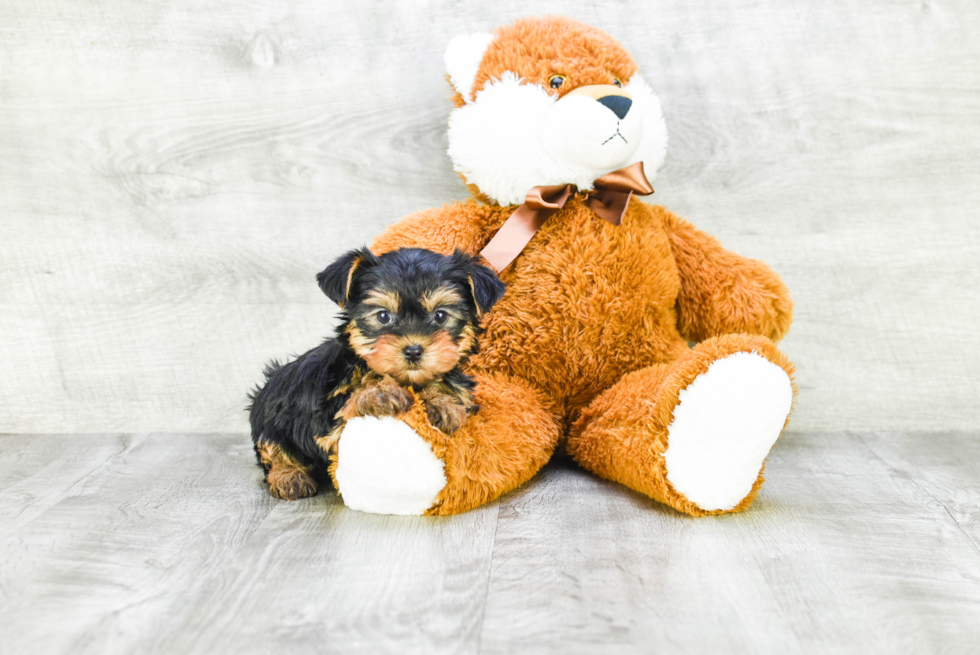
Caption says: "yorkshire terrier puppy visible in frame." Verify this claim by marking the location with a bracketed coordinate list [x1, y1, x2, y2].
[248, 247, 506, 500]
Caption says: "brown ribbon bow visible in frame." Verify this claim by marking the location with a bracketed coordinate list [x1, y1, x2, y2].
[480, 161, 654, 272]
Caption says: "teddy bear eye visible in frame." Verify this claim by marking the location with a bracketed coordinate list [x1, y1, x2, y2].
[549, 75, 566, 89]
[613, 78, 623, 87]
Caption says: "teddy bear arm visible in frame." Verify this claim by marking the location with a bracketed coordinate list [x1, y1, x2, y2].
[328, 371, 562, 516]
[664, 212, 793, 343]
[371, 202, 498, 257]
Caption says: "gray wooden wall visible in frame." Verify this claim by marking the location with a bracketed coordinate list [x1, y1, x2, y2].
[2, 0, 978, 434]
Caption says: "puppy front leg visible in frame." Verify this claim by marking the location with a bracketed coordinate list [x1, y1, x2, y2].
[340, 374, 415, 421]
[419, 386, 473, 434]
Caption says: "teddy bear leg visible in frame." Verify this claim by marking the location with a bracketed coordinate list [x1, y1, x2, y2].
[567, 334, 796, 516]
[327, 372, 560, 516]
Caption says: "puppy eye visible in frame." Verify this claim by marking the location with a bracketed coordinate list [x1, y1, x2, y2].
[376, 310, 392, 324]
[549, 74, 566, 90]
[613, 78, 623, 87]
[433, 310, 449, 325]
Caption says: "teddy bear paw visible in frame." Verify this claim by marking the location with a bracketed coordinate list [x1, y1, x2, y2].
[334, 416, 447, 515]
[663, 352, 793, 512]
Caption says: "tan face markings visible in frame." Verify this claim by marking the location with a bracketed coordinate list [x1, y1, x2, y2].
[347, 324, 376, 360]
[361, 334, 405, 380]
[421, 287, 465, 313]
[360, 331, 464, 386]
[363, 288, 401, 314]
[455, 323, 478, 357]
[424, 331, 463, 375]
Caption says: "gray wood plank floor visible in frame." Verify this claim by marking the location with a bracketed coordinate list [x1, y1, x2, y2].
[2, 432, 978, 654]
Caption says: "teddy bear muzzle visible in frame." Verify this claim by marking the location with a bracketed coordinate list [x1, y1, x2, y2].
[567, 84, 633, 116]
[542, 84, 644, 171]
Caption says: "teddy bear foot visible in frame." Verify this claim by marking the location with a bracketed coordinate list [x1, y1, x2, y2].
[568, 335, 796, 516]
[332, 416, 447, 515]
[663, 351, 793, 511]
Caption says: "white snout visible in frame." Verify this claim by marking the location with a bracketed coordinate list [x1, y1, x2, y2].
[542, 95, 643, 171]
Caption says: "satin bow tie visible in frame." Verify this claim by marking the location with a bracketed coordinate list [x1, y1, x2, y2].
[480, 161, 654, 273]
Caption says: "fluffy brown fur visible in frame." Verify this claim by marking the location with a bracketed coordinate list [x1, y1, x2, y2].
[373, 195, 795, 516]
[469, 18, 634, 99]
[328, 373, 561, 515]
[567, 334, 797, 517]
[362, 16, 796, 516]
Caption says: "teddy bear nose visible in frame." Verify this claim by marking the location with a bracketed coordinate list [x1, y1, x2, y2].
[597, 95, 632, 120]
[403, 344, 424, 363]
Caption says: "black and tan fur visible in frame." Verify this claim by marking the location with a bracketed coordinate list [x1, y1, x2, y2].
[248, 247, 506, 500]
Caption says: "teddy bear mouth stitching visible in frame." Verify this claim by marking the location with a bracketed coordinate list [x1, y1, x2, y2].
[601, 122, 628, 146]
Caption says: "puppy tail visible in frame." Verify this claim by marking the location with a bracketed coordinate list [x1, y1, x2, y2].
[246, 359, 285, 403]
[261, 359, 285, 381]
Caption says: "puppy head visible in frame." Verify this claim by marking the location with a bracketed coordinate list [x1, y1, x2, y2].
[445, 15, 668, 205]
[317, 248, 505, 386]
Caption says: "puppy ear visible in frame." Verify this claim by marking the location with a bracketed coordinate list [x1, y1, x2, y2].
[457, 251, 506, 316]
[317, 248, 375, 309]
[444, 32, 495, 101]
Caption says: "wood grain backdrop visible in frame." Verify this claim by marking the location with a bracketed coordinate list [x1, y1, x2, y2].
[1, 0, 978, 433]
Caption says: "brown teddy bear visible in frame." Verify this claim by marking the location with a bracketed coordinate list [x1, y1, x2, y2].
[328, 15, 796, 517]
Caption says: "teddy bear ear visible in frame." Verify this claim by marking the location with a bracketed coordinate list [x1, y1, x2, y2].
[444, 32, 495, 101]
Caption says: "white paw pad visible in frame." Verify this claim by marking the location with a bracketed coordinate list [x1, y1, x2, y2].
[664, 352, 793, 511]
[334, 416, 447, 515]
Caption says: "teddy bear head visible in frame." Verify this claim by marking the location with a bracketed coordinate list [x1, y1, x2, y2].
[444, 16, 668, 206]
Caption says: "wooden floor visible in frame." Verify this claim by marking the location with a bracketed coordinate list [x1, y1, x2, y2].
[2, 432, 977, 654]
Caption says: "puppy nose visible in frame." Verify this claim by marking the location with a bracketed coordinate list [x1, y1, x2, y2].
[403, 344, 424, 363]
[597, 95, 632, 120]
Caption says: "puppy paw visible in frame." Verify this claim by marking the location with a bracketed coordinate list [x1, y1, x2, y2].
[343, 384, 415, 420]
[267, 468, 318, 501]
[425, 398, 470, 434]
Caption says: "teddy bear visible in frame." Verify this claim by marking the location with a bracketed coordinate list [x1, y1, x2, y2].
[327, 15, 796, 518]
